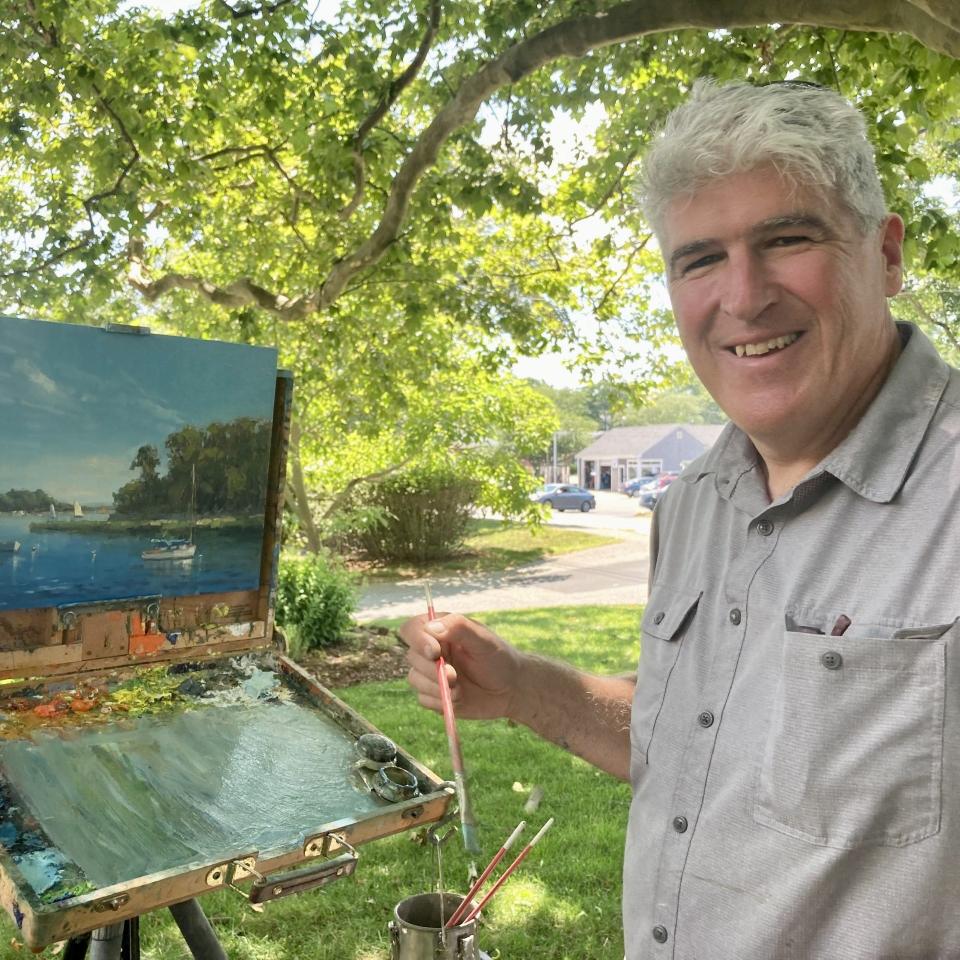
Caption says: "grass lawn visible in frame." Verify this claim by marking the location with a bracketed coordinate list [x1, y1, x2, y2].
[0, 606, 641, 959]
[356, 519, 622, 581]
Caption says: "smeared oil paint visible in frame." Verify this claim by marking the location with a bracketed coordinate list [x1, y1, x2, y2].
[0, 690, 383, 893]
[240, 666, 279, 701]
[13, 849, 68, 895]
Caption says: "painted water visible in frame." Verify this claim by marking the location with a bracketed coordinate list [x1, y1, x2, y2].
[0, 515, 263, 610]
[0, 315, 278, 612]
[0, 663, 386, 896]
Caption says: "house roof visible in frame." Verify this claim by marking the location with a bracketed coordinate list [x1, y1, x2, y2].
[576, 423, 727, 459]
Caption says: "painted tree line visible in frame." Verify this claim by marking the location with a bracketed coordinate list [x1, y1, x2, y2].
[113, 418, 271, 518]
[1, 1, 957, 547]
[0, 491, 70, 514]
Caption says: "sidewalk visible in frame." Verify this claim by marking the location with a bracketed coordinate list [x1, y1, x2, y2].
[355, 537, 650, 622]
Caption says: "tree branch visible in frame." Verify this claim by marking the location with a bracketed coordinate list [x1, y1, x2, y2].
[215, 0, 295, 20]
[593, 235, 651, 316]
[128, 0, 960, 318]
[82, 83, 140, 220]
[339, 0, 443, 221]
[566, 148, 641, 231]
[898, 289, 960, 352]
[0, 238, 96, 280]
[319, 457, 415, 523]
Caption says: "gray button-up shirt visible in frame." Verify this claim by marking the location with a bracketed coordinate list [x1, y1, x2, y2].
[624, 324, 960, 959]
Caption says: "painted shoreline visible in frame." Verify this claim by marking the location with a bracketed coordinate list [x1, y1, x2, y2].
[27, 516, 263, 535]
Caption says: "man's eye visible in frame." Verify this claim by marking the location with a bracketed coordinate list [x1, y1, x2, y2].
[683, 253, 722, 274]
[771, 235, 809, 247]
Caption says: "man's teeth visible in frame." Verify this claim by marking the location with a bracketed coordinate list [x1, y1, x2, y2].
[734, 333, 800, 358]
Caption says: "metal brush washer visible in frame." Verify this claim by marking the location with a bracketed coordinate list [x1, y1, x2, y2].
[373, 764, 420, 803]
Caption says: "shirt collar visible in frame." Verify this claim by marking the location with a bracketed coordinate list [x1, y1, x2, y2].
[680, 323, 951, 504]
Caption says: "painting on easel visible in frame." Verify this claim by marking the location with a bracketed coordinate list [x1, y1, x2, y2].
[0, 316, 278, 611]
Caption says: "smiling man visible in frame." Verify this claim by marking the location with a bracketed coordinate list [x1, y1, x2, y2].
[401, 81, 960, 959]
[662, 165, 904, 498]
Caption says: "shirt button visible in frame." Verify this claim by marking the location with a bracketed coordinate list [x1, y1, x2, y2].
[653, 611, 665, 625]
[697, 710, 715, 728]
[820, 650, 843, 670]
[652, 925, 669, 943]
[672, 815, 688, 833]
[756, 519, 774, 536]
[729, 608, 742, 625]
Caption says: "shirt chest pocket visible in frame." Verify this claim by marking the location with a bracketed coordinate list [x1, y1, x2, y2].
[632, 588, 701, 763]
[754, 629, 947, 849]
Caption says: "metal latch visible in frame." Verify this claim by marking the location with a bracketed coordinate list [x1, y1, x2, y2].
[93, 893, 130, 913]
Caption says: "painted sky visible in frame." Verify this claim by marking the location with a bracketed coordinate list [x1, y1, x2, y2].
[0, 316, 278, 504]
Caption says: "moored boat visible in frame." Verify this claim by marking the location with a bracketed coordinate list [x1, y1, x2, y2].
[141, 538, 197, 561]
[141, 464, 198, 562]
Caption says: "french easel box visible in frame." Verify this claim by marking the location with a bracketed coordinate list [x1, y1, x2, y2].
[0, 315, 452, 949]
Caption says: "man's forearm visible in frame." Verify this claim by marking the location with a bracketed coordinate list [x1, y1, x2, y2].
[507, 652, 634, 781]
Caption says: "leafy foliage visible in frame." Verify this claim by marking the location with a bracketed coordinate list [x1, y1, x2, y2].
[1, 4, 957, 552]
[337, 467, 482, 563]
[275, 551, 357, 649]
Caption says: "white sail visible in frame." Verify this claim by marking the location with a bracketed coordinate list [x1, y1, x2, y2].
[49, 503, 56, 519]
[73, 500, 83, 518]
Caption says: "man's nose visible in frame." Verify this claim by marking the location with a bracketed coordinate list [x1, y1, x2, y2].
[718, 250, 776, 322]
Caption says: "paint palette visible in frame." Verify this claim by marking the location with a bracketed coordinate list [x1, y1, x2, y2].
[0, 317, 451, 948]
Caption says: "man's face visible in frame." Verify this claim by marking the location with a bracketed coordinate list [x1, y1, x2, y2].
[662, 166, 904, 449]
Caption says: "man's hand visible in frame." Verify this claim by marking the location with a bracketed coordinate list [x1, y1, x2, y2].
[400, 612, 524, 722]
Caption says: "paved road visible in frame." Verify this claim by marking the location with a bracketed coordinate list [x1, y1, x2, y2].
[355, 492, 651, 621]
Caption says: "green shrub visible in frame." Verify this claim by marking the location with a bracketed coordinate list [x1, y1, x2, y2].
[275, 552, 357, 650]
[339, 469, 481, 563]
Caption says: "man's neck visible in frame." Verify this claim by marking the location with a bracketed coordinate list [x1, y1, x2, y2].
[753, 327, 903, 502]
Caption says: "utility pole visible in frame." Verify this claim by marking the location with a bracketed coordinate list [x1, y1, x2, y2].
[552, 431, 558, 483]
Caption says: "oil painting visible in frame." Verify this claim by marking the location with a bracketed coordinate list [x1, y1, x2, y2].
[0, 315, 278, 611]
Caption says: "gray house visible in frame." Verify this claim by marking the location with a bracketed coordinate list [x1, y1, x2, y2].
[575, 423, 727, 491]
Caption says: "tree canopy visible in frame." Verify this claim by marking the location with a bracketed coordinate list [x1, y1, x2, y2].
[2, 1, 958, 536]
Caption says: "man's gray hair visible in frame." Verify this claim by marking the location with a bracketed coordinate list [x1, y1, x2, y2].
[638, 80, 888, 237]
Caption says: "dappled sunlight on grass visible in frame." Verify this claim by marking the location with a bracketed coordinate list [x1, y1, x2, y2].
[480, 876, 550, 924]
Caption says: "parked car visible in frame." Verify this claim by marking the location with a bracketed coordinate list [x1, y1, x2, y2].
[623, 477, 652, 497]
[639, 488, 662, 510]
[624, 472, 679, 497]
[531, 484, 596, 512]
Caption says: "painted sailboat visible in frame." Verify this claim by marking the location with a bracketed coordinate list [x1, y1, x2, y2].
[0, 541, 20, 553]
[73, 500, 83, 519]
[49, 503, 56, 520]
[142, 464, 198, 561]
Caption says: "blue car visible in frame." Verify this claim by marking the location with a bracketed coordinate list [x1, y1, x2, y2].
[531, 484, 596, 512]
[623, 477, 657, 497]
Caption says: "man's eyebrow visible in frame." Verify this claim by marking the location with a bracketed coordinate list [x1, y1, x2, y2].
[753, 213, 830, 234]
[667, 213, 830, 271]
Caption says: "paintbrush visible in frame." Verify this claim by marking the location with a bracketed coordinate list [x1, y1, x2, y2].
[462, 818, 554, 924]
[425, 584, 481, 857]
[445, 820, 525, 928]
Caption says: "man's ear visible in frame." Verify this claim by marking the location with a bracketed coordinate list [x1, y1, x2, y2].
[880, 214, 905, 297]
